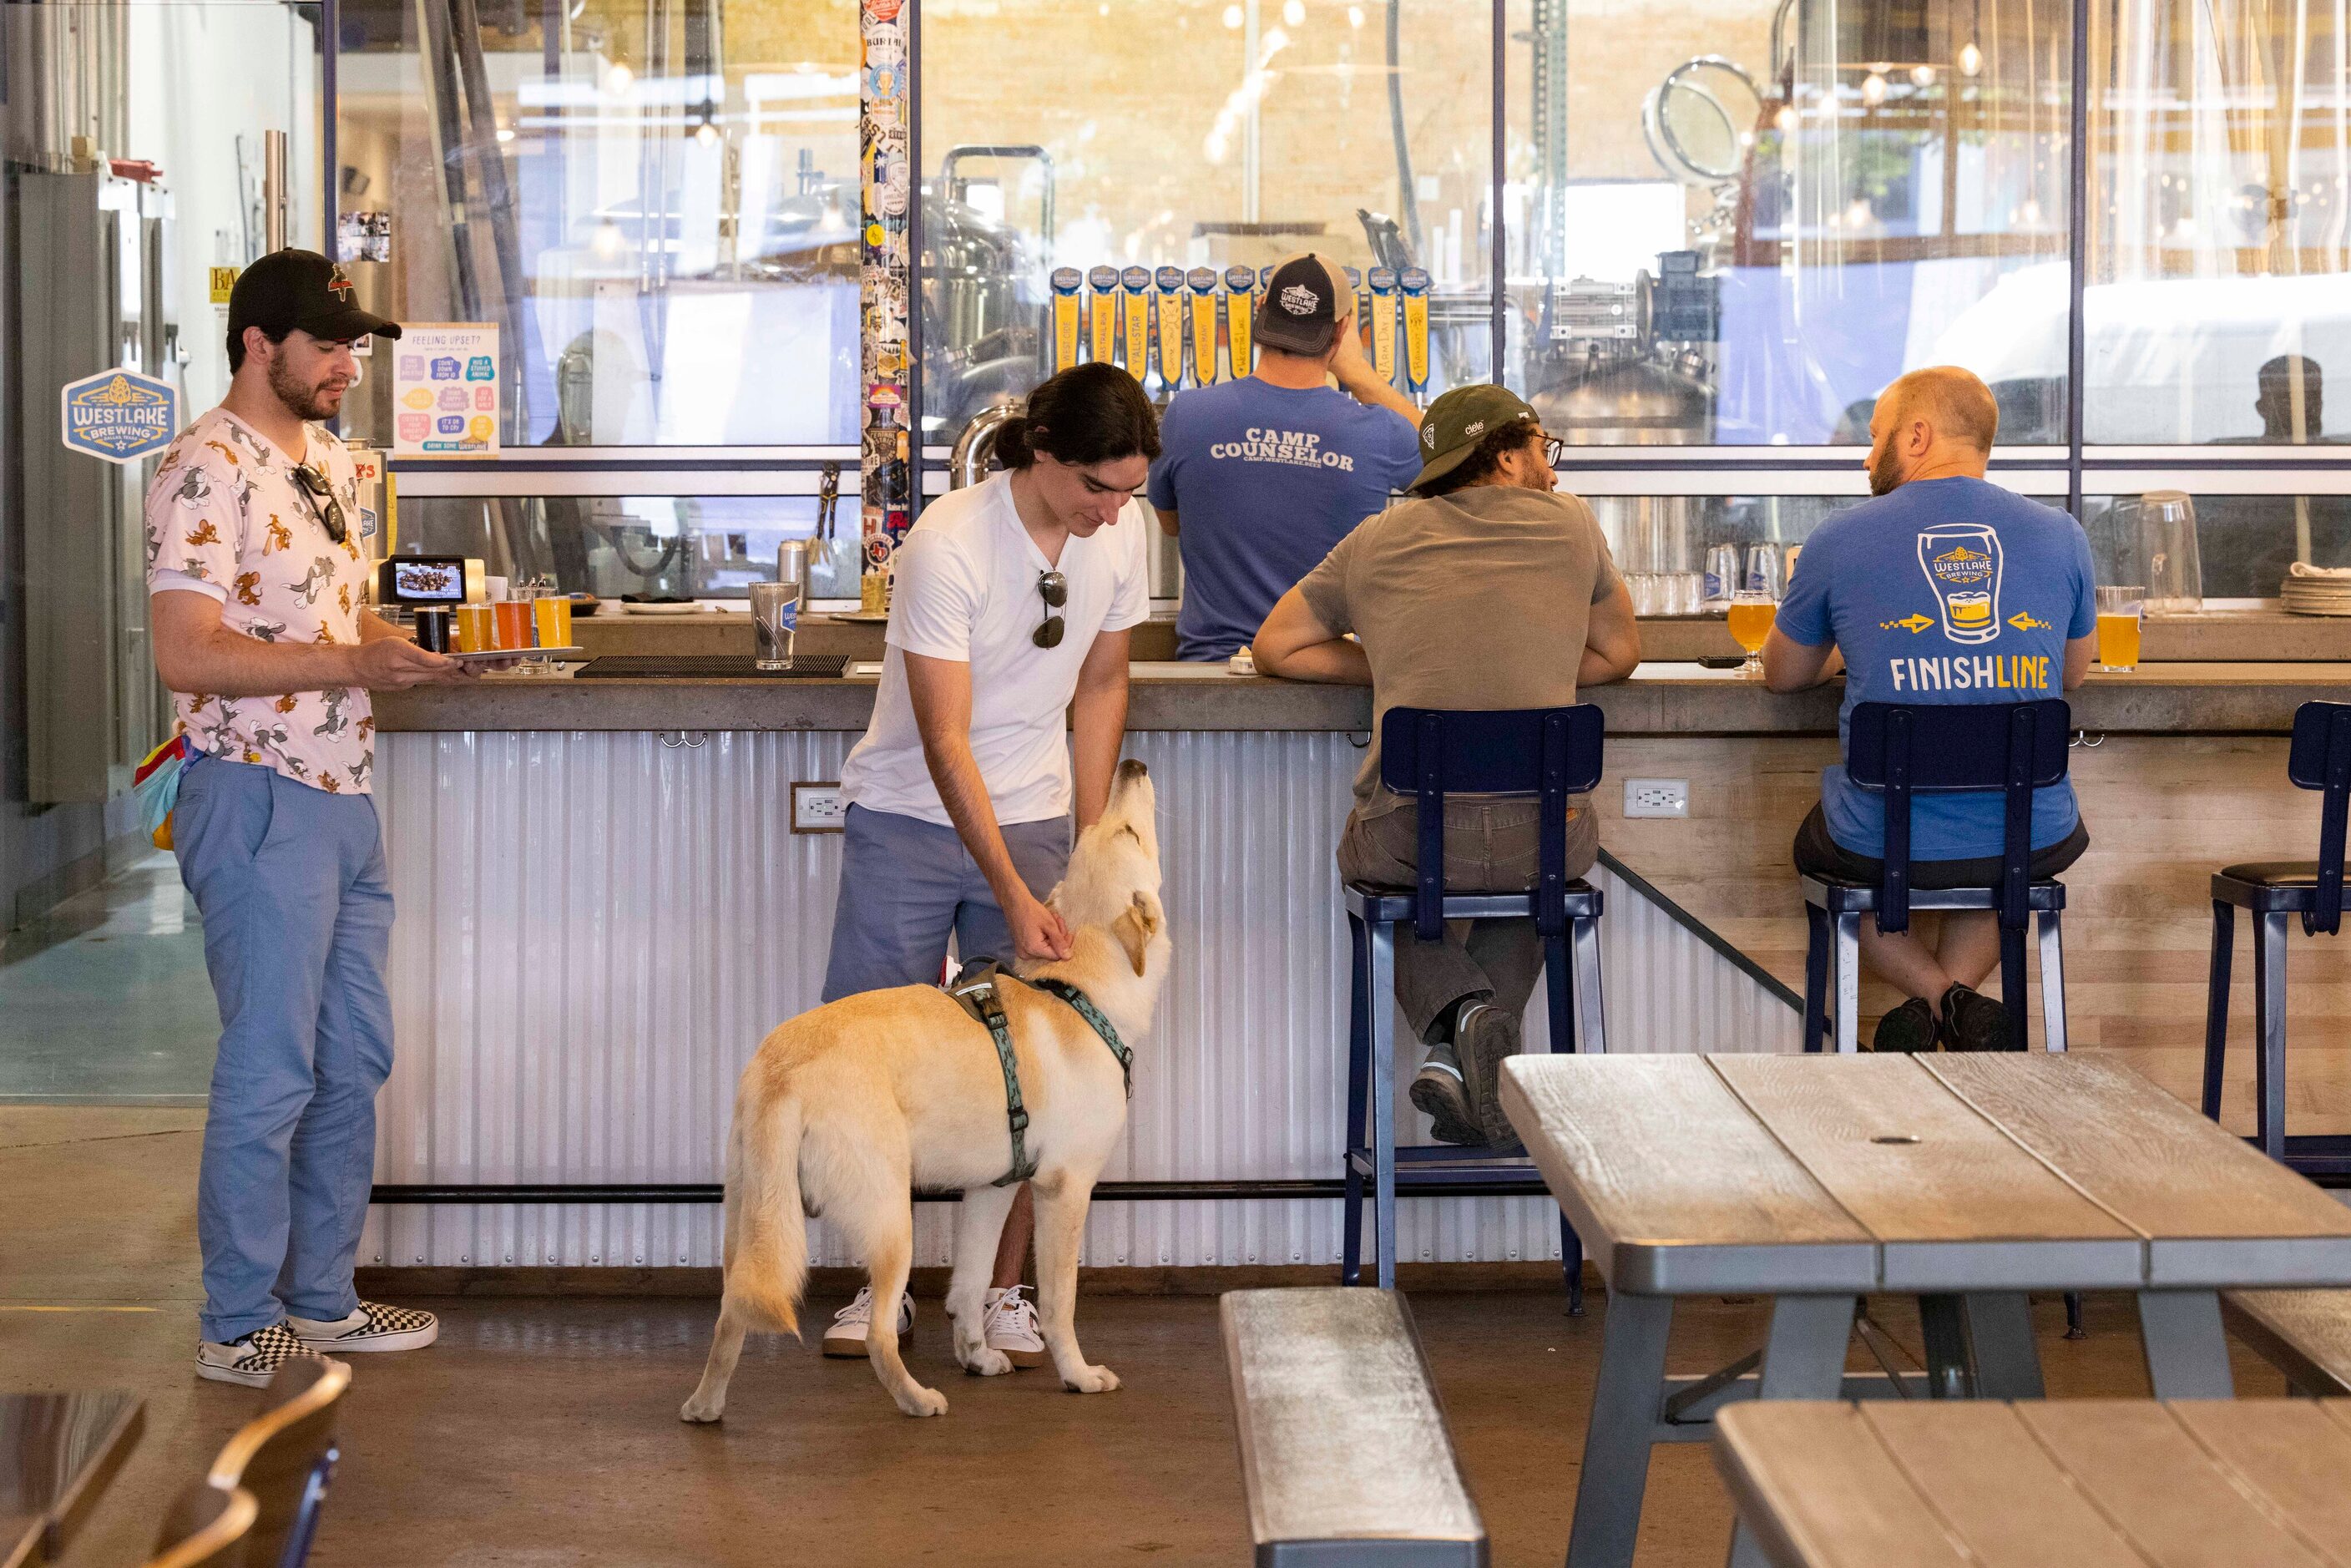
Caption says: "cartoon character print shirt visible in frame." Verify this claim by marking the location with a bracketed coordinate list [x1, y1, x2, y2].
[142, 407, 376, 794]
[1775, 477, 2097, 861]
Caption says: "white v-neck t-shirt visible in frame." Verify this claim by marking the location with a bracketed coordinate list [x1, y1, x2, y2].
[839, 473, 1152, 827]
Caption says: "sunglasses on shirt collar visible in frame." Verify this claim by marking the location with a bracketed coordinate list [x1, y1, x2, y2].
[290, 463, 348, 546]
[1034, 570, 1067, 649]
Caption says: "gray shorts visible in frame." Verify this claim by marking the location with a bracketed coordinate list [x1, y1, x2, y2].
[820, 804, 1074, 1002]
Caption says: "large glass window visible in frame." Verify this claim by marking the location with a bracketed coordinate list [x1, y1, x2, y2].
[917, 0, 1497, 447]
[2086, 0, 2351, 443]
[336, 0, 862, 449]
[1509, 0, 2071, 445]
[394, 488, 861, 599]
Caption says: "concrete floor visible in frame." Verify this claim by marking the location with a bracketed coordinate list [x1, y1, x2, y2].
[0, 855, 212, 1103]
[2, 1103, 2297, 1568]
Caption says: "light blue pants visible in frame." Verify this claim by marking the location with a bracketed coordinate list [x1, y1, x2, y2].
[821, 805, 1072, 1001]
[174, 756, 395, 1343]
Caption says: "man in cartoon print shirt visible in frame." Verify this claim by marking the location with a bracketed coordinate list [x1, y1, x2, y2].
[1764, 367, 2098, 1053]
[144, 250, 471, 1388]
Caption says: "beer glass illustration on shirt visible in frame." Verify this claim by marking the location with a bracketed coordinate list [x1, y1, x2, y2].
[1916, 524, 2004, 644]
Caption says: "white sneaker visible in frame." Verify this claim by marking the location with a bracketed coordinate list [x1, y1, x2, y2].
[983, 1285, 1046, 1369]
[196, 1322, 341, 1388]
[287, 1301, 439, 1353]
[822, 1285, 914, 1358]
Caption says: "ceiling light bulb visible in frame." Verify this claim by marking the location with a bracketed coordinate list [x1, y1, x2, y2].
[1959, 41, 1982, 76]
[1222, 3, 1242, 26]
[1282, 0, 1305, 24]
[1911, 64, 1936, 87]
[605, 62, 634, 94]
[495, 126, 515, 144]
[1775, 104, 1796, 133]
[1347, 3, 1364, 23]
[1861, 72, 1888, 106]
[695, 121, 717, 147]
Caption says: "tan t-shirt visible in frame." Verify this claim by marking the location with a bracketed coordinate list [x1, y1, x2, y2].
[1296, 484, 1622, 815]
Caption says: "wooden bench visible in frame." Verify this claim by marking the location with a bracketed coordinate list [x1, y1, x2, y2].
[1219, 1288, 1487, 1567]
[1713, 1398, 2351, 1568]
[2224, 1287, 2351, 1395]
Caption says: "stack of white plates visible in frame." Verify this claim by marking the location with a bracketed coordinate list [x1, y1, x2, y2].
[2281, 574, 2351, 616]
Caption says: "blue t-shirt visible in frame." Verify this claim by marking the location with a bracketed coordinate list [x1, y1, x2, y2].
[1146, 379, 1422, 661]
[1776, 477, 2097, 861]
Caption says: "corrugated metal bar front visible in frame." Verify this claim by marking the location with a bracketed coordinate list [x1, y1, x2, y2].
[363, 728, 1793, 1271]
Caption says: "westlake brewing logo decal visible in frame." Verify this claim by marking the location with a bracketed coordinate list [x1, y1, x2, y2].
[61, 369, 178, 463]
[1279, 283, 1319, 315]
[1915, 523, 2002, 644]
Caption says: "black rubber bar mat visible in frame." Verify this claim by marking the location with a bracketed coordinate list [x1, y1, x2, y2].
[572, 655, 852, 680]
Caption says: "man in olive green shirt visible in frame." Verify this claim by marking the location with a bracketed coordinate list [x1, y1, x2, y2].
[1253, 385, 1641, 1147]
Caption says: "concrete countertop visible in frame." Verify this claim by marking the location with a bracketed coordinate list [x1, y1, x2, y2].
[373, 661, 2351, 736]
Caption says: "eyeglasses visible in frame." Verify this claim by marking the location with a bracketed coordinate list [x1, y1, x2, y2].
[1033, 570, 1067, 649]
[1542, 436, 1568, 468]
[290, 463, 348, 546]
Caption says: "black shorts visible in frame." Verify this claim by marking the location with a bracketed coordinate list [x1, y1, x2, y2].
[1792, 802, 2090, 890]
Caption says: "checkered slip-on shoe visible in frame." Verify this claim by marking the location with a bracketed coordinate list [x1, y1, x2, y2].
[196, 1322, 336, 1388]
[287, 1301, 440, 1353]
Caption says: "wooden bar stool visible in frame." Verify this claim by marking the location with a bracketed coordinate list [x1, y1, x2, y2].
[1801, 699, 2075, 1055]
[1340, 705, 1607, 1309]
[2202, 700, 2351, 1175]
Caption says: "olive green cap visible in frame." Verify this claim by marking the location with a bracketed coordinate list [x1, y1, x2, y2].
[1408, 383, 1540, 494]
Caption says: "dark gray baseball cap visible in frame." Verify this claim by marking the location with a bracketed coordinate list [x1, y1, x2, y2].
[1252, 252, 1352, 355]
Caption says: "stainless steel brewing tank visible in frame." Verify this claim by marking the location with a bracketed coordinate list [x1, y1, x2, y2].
[923, 198, 1029, 361]
[1531, 351, 1715, 444]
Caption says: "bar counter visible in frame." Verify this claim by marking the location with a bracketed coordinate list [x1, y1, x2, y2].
[375, 660, 2351, 736]
[360, 660, 2351, 1279]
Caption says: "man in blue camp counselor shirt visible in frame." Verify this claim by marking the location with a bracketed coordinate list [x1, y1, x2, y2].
[1147, 253, 1423, 662]
[1764, 366, 2098, 1053]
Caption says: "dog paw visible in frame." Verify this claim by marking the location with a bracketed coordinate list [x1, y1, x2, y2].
[960, 1347, 1013, 1377]
[1060, 1363, 1120, 1394]
[679, 1395, 725, 1424]
[896, 1384, 949, 1418]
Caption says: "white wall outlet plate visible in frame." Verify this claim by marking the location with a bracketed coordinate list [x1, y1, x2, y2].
[791, 782, 848, 833]
[1622, 778, 1690, 819]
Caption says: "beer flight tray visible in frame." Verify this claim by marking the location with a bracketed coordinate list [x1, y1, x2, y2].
[573, 655, 852, 680]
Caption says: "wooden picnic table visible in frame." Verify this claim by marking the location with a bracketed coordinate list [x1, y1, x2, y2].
[1715, 1398, 2351, 1568]
[1, 1391, 144, 1568]
[1497, 1052, 2351, 1568]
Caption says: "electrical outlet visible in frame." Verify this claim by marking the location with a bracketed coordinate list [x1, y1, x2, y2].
[1623, 778, 1690, 819]
[791, 782, 848, 833]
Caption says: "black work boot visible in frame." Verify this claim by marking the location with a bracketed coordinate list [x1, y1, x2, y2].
[1939, 983, 2015, 1051]
[1870, 996, 1939, 1053]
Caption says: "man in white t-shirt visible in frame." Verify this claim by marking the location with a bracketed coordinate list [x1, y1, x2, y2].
[821, 362, 1160, 1363]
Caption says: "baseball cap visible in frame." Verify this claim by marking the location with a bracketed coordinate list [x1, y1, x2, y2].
[227, 249, 403, 347]
[1408, 384, 1541, 494]
[1253, 252, 1353, 356]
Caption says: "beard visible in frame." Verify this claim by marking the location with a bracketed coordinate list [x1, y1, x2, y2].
[1867, 437, 1905, 496]
[267, 354, 346, 422]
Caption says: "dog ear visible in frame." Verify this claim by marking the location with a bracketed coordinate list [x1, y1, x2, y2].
[1110, 892, 1160, 977]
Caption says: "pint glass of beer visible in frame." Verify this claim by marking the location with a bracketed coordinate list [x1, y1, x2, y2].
[2096, 584, 2146, 671]
[1728, 590, 1776, 679]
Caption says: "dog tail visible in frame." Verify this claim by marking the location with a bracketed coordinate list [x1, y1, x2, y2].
[728, 1085, 808, 1338]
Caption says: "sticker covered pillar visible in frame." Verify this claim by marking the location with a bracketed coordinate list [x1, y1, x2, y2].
[858, 0, 913, 612]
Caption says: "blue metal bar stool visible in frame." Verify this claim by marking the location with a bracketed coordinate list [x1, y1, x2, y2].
[1340, 706, 1607, 1310]
[1800, 699, 2075, 1055]
[2203, 701, 2351, 1175]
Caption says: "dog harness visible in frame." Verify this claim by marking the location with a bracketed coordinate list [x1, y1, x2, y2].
[945, 962, 1134, 1188]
